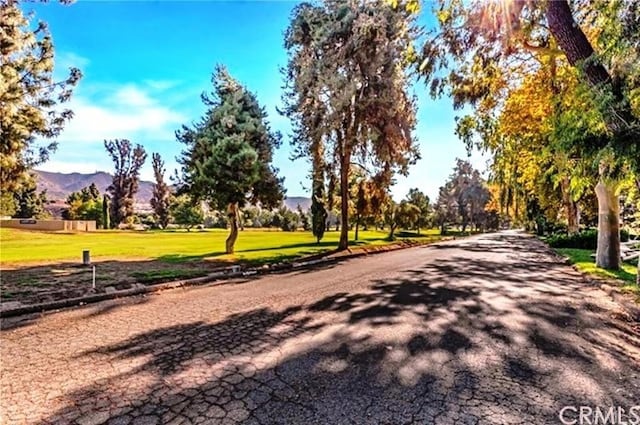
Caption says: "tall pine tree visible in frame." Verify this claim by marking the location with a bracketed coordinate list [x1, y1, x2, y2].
[176, 66, 284, 253]
[0, 1, 81, 194]
[150, 153, 172, 229]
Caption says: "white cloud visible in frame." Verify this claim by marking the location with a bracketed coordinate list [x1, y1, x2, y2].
[56, 51, 90, 71]
[144, 79, 181, 91]
[57, 83, 186, 145]
[110, 85, 155, 107]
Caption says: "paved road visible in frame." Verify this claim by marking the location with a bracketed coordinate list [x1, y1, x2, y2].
[1, 231, 639, 425]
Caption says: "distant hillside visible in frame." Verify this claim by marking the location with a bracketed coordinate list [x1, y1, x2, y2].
[34, 170, 154, 204]
[284, 196, 311, 212]
[34, 170, 311, 212]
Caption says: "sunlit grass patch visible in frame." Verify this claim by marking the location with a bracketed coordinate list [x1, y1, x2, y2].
[555, 248, 639, 298]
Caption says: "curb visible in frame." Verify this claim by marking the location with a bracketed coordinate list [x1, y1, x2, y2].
[0, 238, 446, 318]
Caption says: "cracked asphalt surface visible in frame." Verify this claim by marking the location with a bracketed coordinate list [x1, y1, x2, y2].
[1, 231, 639, 425]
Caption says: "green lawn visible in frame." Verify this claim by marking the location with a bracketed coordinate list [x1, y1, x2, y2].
[0, 227, 441, 266]
[555, 248, 639, 298]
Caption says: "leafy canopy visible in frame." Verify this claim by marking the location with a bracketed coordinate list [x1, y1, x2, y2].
[177, 66, 284, 210]
[1, 1, 81, 193]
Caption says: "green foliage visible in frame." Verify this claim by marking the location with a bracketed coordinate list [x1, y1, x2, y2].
[395, 200, 421, 230]
[204, 211, 228, 229]
[420, 0, 639, 242]
[104, 139, 147, 227]
[170, 195, 204, 231]
[0, 191, 16, 217]
[311, 194, 327, 243]
[63, 183, 103, 225]
[12, 175, 48, 219]
[434, 159, 491, 232]
[150, 153, 172, 229]
[547, 230, 599, 249]
[277, 206, 299, 232]
[547, 229, 630, 249]
[405, 188, 430, 231]
[0, 1, 81, 193]
[556, 248, 638, 297]
[176, 66, 284, 211]
[297, 205, 310, 231]
[176, 66, 284, 252]
[282, 0, 420, 249]
[102, 195, 110, 230]
[64, 198, 102, 224]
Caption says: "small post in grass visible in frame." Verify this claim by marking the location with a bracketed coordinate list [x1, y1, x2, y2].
[82, 249, 91, 266]
[92, 265, 96, 290]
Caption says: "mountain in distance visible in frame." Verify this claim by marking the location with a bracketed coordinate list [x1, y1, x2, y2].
[34, 170, 311, 211]
[283, 196, 311, 212]
[34, 170, 154, 204]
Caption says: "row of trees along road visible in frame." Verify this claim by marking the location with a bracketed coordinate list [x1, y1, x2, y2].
[420, 0, 639, 284]
[2, 0, 638, 285]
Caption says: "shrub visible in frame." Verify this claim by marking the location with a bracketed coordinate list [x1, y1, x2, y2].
[547, 229, 629, 249]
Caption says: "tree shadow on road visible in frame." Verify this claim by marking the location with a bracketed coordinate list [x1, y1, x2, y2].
[23, 239, 640, 425]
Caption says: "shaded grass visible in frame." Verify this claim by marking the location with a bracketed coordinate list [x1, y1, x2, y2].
[0, 228, 441, 266]
[555, 248, 639, 298]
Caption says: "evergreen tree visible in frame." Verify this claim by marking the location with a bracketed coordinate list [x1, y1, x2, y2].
[13, 175, 47, 219]
[311, 191, 327, 243]
[150, 153, 172, 229]
[297, 204, 310, 231]
[0, 1, 81, 195]
[102, 195, 110, 230]
[176, 66, 285, 253]
[104, 139, 147, 227]
[63, 184, 102, 225]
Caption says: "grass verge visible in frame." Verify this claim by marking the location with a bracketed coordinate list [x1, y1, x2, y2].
[0, 228, 441, 265]
[555, 248, 639, 299]
[0, 228, 444, 305]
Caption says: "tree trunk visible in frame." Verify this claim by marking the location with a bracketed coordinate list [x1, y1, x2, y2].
[594, 180, 620, 270]
[637, 179, 640, 286]
[546, 0, 634, 134]
[355, 213, 360, 241]
[225, 202, 239, 254]
[389, 223, 397, 240]
[338, 148, 350, 251]
[561, 176, 579, 234]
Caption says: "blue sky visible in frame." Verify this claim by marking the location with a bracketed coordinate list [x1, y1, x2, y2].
[26, 0, 487, 201]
